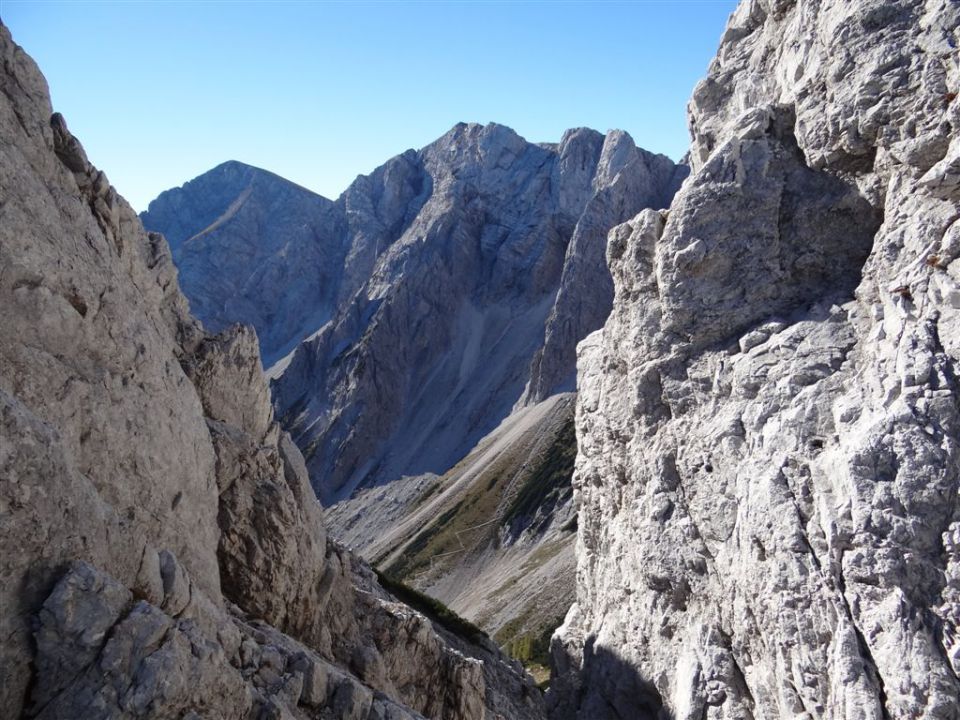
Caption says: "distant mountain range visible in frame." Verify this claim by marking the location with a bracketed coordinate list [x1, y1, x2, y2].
[141, 122, 687, 503]
[7, 0, 958, 715]
[141, 123, 687, 657]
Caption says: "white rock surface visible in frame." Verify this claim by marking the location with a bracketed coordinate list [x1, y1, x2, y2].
[551, 1, 960, 718]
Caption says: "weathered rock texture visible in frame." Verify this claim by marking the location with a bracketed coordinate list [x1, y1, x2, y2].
[523, 132, 687, 403]
[267, 124, 683, 503]
[552, 1, 960, 718]
[0, 23, 542, 720]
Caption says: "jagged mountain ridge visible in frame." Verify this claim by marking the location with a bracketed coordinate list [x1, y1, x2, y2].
[143, 129, 685, 387]
[551, 0, 960, 717]
[141, 124, 686, 676]
[267, 123, 686, 503]
[0, 23, 541, 720]
[145, 123, 686, 504]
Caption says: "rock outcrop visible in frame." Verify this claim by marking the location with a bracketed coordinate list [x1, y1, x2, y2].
[266, 124, 684, 503]
[552, 1, 960, 718]
[523, 132, 687, 403]
[0, 23, 541, 720]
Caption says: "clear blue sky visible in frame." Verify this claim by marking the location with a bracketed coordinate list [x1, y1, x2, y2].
[2, 1, 737, 211]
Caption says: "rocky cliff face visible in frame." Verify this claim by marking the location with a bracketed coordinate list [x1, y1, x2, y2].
[145, 126, 685, 505]
[269, 124, 683, 503]
[0, 24, 541, 720]
[137, 38, 685, 692]
[552, 1, 960, 718]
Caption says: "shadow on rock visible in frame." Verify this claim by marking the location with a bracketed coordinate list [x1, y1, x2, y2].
[550, 636, 673, 720]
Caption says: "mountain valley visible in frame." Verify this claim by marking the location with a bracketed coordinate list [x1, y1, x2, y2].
[2, 0, 959, 717]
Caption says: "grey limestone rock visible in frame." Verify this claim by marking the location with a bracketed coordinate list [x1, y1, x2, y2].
[551, 1, 960, 718]
[269, 122, 684, 503]
[0, 22, 539, 720]
[143, 118, 686, 506]
[523, 130, 689, 402]
[141, 161, 347, 366]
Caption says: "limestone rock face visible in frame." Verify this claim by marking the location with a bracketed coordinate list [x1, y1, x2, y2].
[0, 23, 540, 720]
[139, 149, 435, 370]
[269, 123, 684, 503]
[143, 125, 684, 660]
[552, 1, 960, 718]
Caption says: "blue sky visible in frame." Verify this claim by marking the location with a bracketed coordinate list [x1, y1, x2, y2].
[2, 1, 737, 211]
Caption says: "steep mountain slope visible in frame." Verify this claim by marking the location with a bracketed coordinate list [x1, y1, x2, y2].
[141, 124, 685, 679]
[551, 1, 960, 718]
[0, 24, 541, 720]
[270, 124, 683, 503]
[523, 132, 687, 403]
[140, 162, 346, 366]
[330, 394, 579, 674]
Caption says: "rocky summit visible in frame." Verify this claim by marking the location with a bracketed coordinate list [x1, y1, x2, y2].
[550, 0, 960, 718]
[273, 124, 685, 505]
[141, 124, 687, 675]
[143, 123, 687, 505]
[140, 161, 345, 367]
[0, 23, 541, 720]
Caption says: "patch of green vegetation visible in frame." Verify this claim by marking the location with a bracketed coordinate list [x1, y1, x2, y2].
[490, 573, 522, 600]
[374, 569, 488, 646]
[384, 448, 524, 580]
[383, 503, 459, 578]
[382, 413, 577, 586]
[386, 500, 464, 578]
[410, 478, 443, 510]
[494, 611, 533, 648]
[369, 482, 451, 568]
[495, 611, 568, 690]
[435, 500, 465, 526]
[529, 663, 552, 692]
[520, 540, 566, 573]
[503, 418, 577, 528]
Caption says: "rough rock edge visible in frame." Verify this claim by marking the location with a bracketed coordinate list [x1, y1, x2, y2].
[551, 1, 960, 718]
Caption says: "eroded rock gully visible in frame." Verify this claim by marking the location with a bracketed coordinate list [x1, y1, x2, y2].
[550, 1, 960, 718]
[0, 23, 541, 720]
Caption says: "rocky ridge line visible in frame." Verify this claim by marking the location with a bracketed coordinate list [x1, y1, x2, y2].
[267, 123, 684, 503]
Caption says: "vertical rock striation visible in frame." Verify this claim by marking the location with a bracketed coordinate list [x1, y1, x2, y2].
[523, 131, 688, 403]
[269, 124, 684, 503]
[552, 1, 960, 718]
